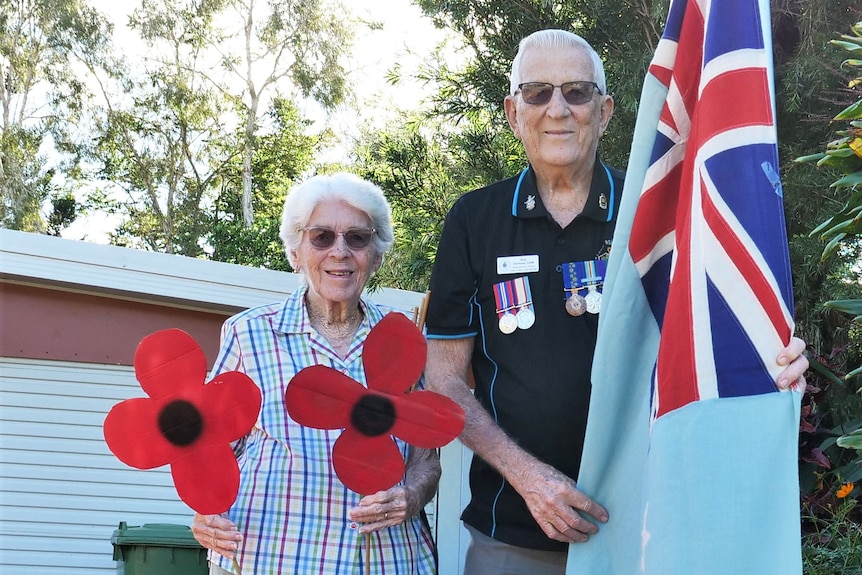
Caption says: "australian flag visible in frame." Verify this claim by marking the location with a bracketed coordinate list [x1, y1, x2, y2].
[567, 0, 803, 574]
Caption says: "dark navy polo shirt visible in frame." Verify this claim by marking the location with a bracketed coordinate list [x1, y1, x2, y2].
[426, 161, 625, 551]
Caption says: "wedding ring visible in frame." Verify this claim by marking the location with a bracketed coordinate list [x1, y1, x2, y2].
[384, 512, 388, 519]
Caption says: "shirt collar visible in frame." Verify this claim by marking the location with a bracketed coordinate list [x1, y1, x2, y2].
[272, 283, 380, 335]
[512, 158, 616, 224]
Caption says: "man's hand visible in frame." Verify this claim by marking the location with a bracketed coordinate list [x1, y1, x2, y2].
[776, 336, 808, 392]
[513, 460, 609, 544]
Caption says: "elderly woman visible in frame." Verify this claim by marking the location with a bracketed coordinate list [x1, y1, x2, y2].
[191, 172, 439, 575]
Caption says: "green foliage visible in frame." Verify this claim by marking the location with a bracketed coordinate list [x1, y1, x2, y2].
[0, 0, 114, 232]
[215, 0, 353, 226]
[802, 499, 862, 575]
[0, 126, 53, 230]
[209, 98, 320, 270]
[778, 0, 862, 360]
[86, 3, 237, 256]
[794, 19, 862, 562]
[47, 193, 77, 236]
[798, 22, 862, 263]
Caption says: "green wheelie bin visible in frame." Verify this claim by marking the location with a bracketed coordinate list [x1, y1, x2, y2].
[111, 521, 208, 575]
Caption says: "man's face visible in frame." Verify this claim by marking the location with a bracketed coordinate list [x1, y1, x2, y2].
[504, 44, 614, 175]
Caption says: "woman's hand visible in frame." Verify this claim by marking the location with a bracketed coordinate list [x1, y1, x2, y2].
[348, 486, 413, 534]
[348, 446, 441, 534]
[191, 513, 242, 559]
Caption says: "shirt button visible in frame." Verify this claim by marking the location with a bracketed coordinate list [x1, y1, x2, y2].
[556, 237, 565, 245]
[350, 523, 357, 530]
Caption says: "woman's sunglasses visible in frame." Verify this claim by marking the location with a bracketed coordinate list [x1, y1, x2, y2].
[303, 226, 377, 250]
[516, 81, 601, 106]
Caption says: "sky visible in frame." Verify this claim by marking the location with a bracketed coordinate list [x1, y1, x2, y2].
[61, 0, 462, 243]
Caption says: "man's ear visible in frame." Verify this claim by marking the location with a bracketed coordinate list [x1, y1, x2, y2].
[598, 95, 615, 136]
[504, 96, 521, 139]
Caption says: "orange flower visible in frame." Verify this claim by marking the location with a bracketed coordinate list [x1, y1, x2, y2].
[836, 482, 855, 498]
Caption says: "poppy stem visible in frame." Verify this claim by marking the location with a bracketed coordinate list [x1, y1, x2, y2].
[233, 556, 243, 575]
[365, 532, 371, 575]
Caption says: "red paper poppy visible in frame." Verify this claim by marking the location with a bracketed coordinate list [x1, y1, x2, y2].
[285, 312, 465, 495]
[103, 328, 261, 514]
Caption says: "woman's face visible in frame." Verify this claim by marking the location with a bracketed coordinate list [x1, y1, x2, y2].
[291, 200, 382, 309]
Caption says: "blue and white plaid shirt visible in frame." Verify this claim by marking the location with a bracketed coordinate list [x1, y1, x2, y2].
[210, 286, 436, 575]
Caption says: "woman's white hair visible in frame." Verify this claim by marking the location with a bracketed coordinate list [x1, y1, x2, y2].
[279, 172, 394, 269]
[509, 29, 607, 96]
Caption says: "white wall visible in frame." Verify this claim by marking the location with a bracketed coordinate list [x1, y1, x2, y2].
[0, 358, 189, 574]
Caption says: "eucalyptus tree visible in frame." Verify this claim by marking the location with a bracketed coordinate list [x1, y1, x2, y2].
[87, 0, 238, 255]
[0, 0, 114, 231]
[85, 0, 353, 256]
[205, 0, 352, 228]
[209, 97, 321, 270]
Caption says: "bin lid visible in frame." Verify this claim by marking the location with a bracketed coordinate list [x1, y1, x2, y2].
[111, 522, 204, 548]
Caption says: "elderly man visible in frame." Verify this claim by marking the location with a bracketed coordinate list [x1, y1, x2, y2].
[424, 29, 808, 575]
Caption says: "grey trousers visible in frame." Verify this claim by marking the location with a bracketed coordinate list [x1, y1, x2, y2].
[463, 524, 568, 575]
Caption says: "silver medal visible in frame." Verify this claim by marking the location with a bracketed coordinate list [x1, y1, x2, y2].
[585, 286, 602, 314]
[499, 312, 518, 334]
[516, 307, 535, 330]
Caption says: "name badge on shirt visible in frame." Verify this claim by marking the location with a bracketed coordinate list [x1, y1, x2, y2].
[497, 255, 539, 275]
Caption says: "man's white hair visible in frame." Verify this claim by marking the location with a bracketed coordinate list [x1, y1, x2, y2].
[509, 29, 607, 96]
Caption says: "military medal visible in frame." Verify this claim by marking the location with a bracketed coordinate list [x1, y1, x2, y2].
[512, 276, 535, 330]
[494, 277, 536, 334]
[565, 291, 587, 316]
[585, 285, 602, 314]
[516, 307, 535, 329]
[563, 259, 607, 316]
[563, 263, 586, 316]
[499, 312, 518, 334]
[494, 280, 515, 334]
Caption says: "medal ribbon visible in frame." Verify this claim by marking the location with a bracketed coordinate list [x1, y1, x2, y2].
[493, 280, 516, 317]
[565, 260, 608, 292]
[562, 263, 580, 299]
[512, 276, 532, 311]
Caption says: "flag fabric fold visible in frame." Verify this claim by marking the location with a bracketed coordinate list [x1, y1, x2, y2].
[567, 0, 803, 573]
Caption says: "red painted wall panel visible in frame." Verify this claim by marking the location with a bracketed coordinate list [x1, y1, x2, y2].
[0, 282, 233, 367]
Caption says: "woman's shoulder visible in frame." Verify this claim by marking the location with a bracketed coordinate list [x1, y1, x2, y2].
[223, 300, 291, 331]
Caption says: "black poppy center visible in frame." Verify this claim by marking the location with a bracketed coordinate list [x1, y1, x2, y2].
[351, 394, 396, 437]
[158, 399, 204, 446]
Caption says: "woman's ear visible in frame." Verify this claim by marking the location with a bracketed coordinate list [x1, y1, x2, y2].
[373, 252, 383, 273]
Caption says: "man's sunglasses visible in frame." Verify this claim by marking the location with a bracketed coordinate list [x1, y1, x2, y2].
[303, 226, 377, 250]
[516, 81, 602, 106]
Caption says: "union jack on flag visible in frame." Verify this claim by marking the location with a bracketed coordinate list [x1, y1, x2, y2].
[568, 0, 802, 573]
[627, 0, 795, 420]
